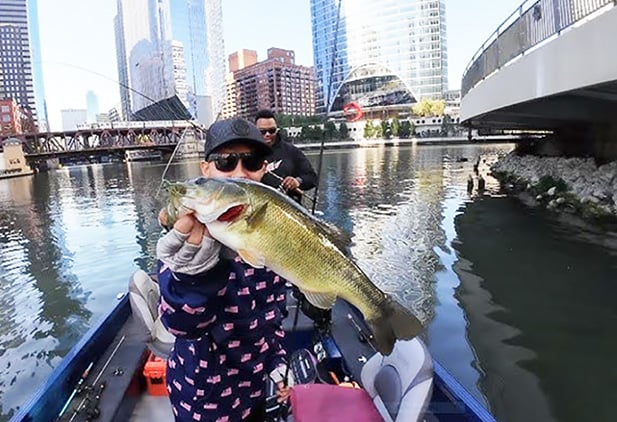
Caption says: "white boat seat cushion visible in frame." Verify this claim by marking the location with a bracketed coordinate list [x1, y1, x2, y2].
[361, 338, 433, 422]
[128, 270, 175, 358]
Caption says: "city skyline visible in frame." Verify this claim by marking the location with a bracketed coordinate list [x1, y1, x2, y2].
[35, 0, 523, 131]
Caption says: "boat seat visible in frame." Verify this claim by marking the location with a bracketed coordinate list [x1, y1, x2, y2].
[289, 338, 433, 422]
[128, 270, 175, 358]
[360, 338, 433, 422]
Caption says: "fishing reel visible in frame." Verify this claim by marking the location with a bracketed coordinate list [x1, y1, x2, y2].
[264, 348, 319, 421]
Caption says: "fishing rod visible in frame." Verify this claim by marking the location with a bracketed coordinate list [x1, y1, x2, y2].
[56, 361, 94, 420]
[65, 335, 126, 422]
[280, 0, 345, 396]
[266, 170, 315, 204]
[310, 0, 344, 215]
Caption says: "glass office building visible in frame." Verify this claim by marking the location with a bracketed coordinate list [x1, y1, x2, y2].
[168, 0, 225, 121]
[27, 0, 47, 130]
[310, 0, 448, 114]
[115, 0, 224, 123]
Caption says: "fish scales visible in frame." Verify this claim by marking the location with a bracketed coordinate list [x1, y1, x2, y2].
[239, 181, 387, 318]
[166, 177, 424, 355]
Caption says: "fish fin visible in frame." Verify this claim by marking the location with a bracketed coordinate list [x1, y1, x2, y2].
[246, 203, 268, 230]
[366, 296, 424, 355]
[238, 249, 266, 268]
[302, 290, 337, 310]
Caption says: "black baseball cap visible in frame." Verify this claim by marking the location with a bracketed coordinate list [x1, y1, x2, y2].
[204, 118, 271, 158]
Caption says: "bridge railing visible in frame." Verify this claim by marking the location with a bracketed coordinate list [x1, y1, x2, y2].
[462, 0, 615, 97]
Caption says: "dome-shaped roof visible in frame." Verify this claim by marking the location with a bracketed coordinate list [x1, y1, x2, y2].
[329, 63, 416, 114]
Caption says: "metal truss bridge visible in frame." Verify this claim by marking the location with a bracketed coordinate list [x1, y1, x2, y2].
[1, 121, 205, 163]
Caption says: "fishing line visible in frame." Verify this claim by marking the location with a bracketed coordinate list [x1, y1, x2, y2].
[36, 60, 205, 199]
[281, 0, 344, 391]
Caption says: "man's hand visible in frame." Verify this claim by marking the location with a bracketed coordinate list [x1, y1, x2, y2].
[156, 211, 221, 274]
[269, 364, 294, 403]
[276, 382, 292, 403]
[281, 176, 301, 192]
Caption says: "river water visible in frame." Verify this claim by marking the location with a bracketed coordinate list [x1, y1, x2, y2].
[1, 143, 616, 421]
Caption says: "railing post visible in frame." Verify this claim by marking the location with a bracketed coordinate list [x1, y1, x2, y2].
[553, 0, 561, 35]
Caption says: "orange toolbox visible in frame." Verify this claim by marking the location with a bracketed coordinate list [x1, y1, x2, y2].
[143, 351, 168, 396]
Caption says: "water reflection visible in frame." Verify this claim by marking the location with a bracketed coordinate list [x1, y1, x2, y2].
[453, 197, 617, 422]
[0, 174, 90, 416]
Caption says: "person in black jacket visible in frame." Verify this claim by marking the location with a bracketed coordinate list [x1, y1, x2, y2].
[255, 109, 317, 203]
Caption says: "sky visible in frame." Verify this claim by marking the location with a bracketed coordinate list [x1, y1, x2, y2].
[37, 0, 524, 131]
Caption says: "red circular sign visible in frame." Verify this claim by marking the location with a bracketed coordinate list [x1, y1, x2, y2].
[343, 103, 363, 122]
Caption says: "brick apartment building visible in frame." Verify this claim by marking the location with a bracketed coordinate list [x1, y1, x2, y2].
[223, 48, 315, 119]
[0, 99, 23, 135]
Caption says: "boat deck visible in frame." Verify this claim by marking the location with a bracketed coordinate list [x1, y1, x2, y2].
[61, 292, 464, 422]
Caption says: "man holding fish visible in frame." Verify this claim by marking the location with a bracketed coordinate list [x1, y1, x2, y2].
[156, 117, 423, 421]
[157, 117, 292, 421]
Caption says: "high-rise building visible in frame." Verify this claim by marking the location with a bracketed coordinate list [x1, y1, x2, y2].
[115, 0, 225, 125]
[203, 0, 225, 121]
[0, 99, 23, 134]
[310, 0, 448, 114]
[86, 90, 100, 123]
[223, 48, 315, 119]
[0, 0, 38, 129]
[108, 105, 123, 122]
[61, 109, 87, 131]
[27, 0, 47, 131]
[115, 0, 184, 119]
[167, 0, 225, 125]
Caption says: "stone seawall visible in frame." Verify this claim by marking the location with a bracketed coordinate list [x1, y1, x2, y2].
[491, 152, 617, 220]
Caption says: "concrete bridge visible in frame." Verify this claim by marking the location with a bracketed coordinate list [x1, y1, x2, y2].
[461, 0, 617, 160]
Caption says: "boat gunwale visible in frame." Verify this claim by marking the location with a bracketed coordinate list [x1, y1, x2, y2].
[11, 295, 131, 421]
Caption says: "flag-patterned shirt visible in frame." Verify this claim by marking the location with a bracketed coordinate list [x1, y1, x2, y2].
[158, 255, 288, 421]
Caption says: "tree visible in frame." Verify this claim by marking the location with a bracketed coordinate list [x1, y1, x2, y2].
[381, 120, 391, 139]
[324, 121, 338, 139]
[339, 122, 349, 139]
[412, 98, 433, 117]
[374, 122, 383, 138]
[440, 115, 454, 137]
[310, 125, 324, 140]
[399, 120, 411, 139]
[364, 120, 375, 138]
[411, 98, 446, 117]
[300, 125, 311, 140]
[390, 118, 400, 137]
[430, 100, 446, 117]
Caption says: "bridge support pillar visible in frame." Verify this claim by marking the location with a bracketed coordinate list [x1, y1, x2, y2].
[554, 123, 617, 164]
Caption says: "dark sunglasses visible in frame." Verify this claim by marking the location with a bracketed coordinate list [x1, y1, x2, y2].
[259, 127, 278, 135]
[207, 152, 264, 172]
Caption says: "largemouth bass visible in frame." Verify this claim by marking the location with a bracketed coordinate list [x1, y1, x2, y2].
[165, 177, 423, 355]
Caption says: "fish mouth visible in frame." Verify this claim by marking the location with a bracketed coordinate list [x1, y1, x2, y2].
[217, 204, 246, 222]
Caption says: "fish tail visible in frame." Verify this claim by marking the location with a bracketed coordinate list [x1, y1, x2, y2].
[367, 297, 424, 356]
